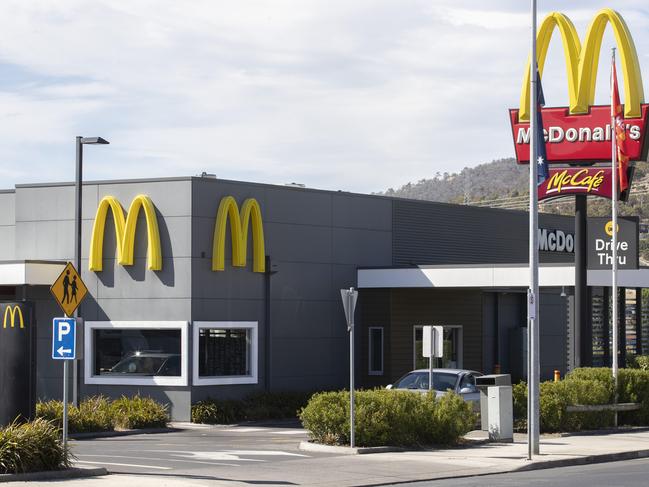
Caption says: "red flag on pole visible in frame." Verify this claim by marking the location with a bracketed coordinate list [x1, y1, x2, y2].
[612, 62, 629, 194]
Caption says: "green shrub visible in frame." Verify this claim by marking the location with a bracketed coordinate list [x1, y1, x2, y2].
[192, 399, 242, 424]
[628, 355, 649, 371]
[566, 367, 615, 397]
[618, 369, 649, 425]
[191, 392, 314, 424]
[300, 391, 355, 445]
[37, 395, 168, 433]
[36, 397, 113, 434]
[110, 395, 168, 430]
[0, 419, 69, 474]
[299, 389, 475, 447]
[511, 378, 612, 433]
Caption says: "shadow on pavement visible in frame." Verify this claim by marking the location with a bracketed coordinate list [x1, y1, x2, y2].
[109, 471, 298, 485]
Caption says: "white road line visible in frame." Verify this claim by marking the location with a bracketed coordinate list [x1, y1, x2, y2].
[76, 460, 172, 470]
[77, 455, 241, 468]
[275, 430, 307, 435]
[220, 428, 266, 432]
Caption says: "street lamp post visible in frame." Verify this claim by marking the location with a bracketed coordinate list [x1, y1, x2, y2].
[72, 136, 109, 407]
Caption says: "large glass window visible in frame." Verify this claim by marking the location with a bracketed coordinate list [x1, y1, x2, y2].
[85, 321, 188, 386]
[368, 327, 384, 375]
[94, 329, 181, 377]
[193, 322, 258, 385]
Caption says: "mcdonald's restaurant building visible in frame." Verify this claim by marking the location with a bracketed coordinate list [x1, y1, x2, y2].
[1, 175, 648, 421]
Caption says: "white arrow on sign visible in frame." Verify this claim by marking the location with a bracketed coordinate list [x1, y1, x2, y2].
[57, 346, 72, 356]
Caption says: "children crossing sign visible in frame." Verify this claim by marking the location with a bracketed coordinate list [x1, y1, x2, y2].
[50, 262, 88, 316]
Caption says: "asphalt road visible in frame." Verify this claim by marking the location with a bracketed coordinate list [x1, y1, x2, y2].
[71, 420, 334, 476]
[383, 457, 649, 487]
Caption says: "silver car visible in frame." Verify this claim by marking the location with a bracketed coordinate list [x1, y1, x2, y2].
[386, 368, 482, 406]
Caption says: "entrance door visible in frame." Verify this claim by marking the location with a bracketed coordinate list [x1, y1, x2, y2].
[413, 326, 463, 369]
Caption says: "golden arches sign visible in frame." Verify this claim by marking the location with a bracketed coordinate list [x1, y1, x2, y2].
[212, 196, 265, 273]
[3, 305, 24, 329]
[519, 8, 644, 121]
[89, 195, 162, 272]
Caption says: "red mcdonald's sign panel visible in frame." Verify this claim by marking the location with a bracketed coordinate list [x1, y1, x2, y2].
[510, 105, 649, 165]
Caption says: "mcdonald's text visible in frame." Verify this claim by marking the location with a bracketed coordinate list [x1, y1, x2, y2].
[510, 104, 649, 164]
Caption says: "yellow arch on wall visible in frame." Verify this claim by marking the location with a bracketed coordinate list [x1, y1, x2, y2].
[88, 195, 162, 272]
[519, 8, 644, 121]
[212, 196, 265, 273]
[3, 305, 24, 329]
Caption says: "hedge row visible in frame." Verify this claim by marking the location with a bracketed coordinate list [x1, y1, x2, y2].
[299, 389, 475, 447]
[192, 392, 313, 424]
[36, 395, 168, 433]
[0, 419, 69, 474]
[513, 367, 649, 432]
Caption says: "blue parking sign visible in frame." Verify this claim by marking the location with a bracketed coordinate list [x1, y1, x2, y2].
[52, 318, 76, 360]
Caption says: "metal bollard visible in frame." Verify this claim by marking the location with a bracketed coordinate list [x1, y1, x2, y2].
[554, 370, 560, 382]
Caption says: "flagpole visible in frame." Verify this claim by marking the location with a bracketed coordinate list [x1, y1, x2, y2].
[611, 47, 619, 427]
[528, 0, 540, 458]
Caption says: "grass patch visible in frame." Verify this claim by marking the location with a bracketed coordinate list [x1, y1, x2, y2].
[0, 419, 69, 474]
[192, 392, 314, 424]
[36, 395, 168, 434]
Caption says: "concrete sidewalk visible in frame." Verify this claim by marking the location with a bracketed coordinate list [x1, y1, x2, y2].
[20, 429, 649, 486]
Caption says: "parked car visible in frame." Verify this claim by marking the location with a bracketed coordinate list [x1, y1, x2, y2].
[386, 368, 482, 406]
[104, 352, 181, 376]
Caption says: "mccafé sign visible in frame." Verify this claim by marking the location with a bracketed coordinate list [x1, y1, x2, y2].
[539, 167, 613, 200]
[89, 195, 266, 273]
[509, 9, 649, 200]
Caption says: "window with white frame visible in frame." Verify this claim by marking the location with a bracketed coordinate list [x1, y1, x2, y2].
[85, 321, 189, 386]
[368, 327, 384, 375]
[193, 321, 258, 385]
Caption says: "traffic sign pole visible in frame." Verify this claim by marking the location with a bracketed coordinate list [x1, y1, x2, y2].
[62, 355, 69, 452]
[52, 316, 76, 452]
[340, 287, 358, 449]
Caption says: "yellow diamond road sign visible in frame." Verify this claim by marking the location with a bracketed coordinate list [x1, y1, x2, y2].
[50, 262, 88, 317]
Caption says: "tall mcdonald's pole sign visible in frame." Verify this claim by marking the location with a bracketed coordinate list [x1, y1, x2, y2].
[510, 8, 648, 202]
[511, 7, 646, 458]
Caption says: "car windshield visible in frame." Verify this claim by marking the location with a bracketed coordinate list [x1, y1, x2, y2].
[394, 372, 457, 391]
[110, 356, 169, 375]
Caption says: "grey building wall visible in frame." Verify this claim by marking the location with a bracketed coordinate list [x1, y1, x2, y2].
[0, 191, 15, 261]
[392, 199, 575, 266]
[190, 179, 393, 402]
[0, 176, 576, 420]
[13, 179, 194, 420]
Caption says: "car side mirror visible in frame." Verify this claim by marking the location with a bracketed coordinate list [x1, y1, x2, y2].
[385, 384, 393, 390]
[459, 386, 477, 394]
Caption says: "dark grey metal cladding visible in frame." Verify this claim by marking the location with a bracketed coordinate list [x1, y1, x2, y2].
[190, 179, 393, 396]
[392, 199, 575, 265]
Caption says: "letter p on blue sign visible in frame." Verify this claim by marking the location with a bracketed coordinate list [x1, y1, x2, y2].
[52, 318, 76, 360]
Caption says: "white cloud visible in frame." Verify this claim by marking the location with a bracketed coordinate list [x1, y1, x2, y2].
[0, 0, 646, 193]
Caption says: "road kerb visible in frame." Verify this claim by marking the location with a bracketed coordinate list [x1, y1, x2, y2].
[0, 466, 107, 483]
[299, 441, 404, 455]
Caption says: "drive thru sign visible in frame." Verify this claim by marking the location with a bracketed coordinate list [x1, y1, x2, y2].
[52, 318, 76, 360]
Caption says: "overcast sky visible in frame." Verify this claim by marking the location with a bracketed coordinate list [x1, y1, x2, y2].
[0, 0, 648, 193]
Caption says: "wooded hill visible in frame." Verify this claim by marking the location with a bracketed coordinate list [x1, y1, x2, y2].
[380, 158, 649, 261]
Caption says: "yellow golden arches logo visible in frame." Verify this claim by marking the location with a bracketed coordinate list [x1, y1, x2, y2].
[89, 195, 162, 272]
[212, 196, 265, 273]
[3, 305, 24, 329]
[519, 8, 644, 121]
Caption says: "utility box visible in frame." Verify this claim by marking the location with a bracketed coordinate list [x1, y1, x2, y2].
[487, 385, 513, 442]
[475, 374, 511, 431]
